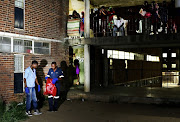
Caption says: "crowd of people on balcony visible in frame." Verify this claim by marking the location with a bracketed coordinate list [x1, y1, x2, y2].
[68, 0, 178, 38]
[140, 1, 177, 35]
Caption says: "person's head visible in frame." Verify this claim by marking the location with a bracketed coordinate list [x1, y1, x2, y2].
[74, 59, 79, 67]
[81, 11, 84, 16]
[72, 10, 78, 16]
[40, 59, 48, 67]
[60, 61, 67, 69]
[113, 15, 118, 20]
[109, 7, 113, 12]
[144, 1, 148, 6]
[32, 60, 38, 69]
[51, 62, 57, 70]
[101, 6, 105, 11]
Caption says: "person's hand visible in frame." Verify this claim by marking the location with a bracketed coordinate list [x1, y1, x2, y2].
[52, 78, 58, 84]
[45, 77, 49, 80]
[25, 87, 29, 94]
[38, 85, 41, 92]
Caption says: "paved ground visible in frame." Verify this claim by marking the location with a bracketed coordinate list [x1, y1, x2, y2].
[24, 100, 180, 122]
[67, 86, 180, 104]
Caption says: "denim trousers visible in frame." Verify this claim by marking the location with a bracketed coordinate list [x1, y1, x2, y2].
[26, 87, 38, 111]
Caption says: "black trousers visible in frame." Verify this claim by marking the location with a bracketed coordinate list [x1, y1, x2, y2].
[48, 81, 60, 111]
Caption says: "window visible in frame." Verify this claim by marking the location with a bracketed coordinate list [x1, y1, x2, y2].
[119, 51, 125, 59]
[129, 53, 135, 60]
[15, 0, 24, 29]
[14, 54, 24, 72]
[171, 53, 176, 58]
[14, 54, 24, 93]
[162, 53, 167, 58]
[107, 50, 113, 58]
[172, 64, 177, 68]
[13, 39, 32, 53]
[0, 36, 11, 53]
[107, 50, 159, 62]
[125, 52, 130, 59]
[163, 64, 167, 68]
[147, 55, 160, 62]
[34, 42, 50, 54]
[113, 50, 119, 59]
[134, 53, 144, 60]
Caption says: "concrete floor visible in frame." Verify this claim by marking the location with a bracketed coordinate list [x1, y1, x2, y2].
[24, 100, 180, 122]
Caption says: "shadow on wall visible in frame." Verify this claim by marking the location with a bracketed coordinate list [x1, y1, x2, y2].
[58, 61, 77, 108]
[36, 59, 48, 109]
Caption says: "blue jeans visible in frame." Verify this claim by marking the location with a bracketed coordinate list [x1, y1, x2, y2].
[26, 87, 38, 111]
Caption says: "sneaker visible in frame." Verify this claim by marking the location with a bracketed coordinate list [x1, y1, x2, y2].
[26, 111, 33, 117]
[33, 110, 42, 115]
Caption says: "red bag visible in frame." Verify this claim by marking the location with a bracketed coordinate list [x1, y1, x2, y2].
[145, 12, 151, 18]
[44, 78, 57, 96]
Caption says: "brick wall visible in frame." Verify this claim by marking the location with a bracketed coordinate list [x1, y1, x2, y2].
[0, 41, 69, 102]
[0, 0, 70, 102]
[0, 0, 69, 40]
[0, 53, 15, 102]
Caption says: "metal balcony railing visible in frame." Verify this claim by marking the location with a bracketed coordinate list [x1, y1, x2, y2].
[115, 76, 162, 87]
[115, 75, 180, 88]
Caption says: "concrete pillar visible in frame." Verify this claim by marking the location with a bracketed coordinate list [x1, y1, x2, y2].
[103, 49, 109, 87]
[84, 0, 90, 38]
[84, 44, 90, 92]
[175, 0, 180, 8]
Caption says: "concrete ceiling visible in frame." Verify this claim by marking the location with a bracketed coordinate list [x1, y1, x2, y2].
[88, 0, 171, 7]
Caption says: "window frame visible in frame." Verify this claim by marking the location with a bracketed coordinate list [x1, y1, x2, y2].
[34, 41, 51, 55]
[0, 36, 12, 53]
[0, 36, 51, 55]
[13, 38, 33, 54]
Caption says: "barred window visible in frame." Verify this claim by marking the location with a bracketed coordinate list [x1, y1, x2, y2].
[13, 39, 32, 53]
[0, 36, 11, 53]
[14, 54, 24, 73]
[34, 42, 50, 54]
[15, 0, 24, 9]
[14, 54, 24, 93]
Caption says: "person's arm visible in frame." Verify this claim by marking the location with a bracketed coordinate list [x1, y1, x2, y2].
[46, 69, 51, 78]
[24, 78, 27, 88]
[24, 69, 29, 88]
[58, 69, 64, 80]
[35, 78, 39, 86]
[120, 23, 124, 28]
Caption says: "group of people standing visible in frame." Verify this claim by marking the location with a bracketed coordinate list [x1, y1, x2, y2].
[141, 1, 177, 35]
[68, 0, 177, 38]
[92, 6, 125, 37]
[24, 60, 80, 116]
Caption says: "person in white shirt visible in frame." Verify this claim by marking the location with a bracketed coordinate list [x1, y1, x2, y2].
[113, 16, 125, 36]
